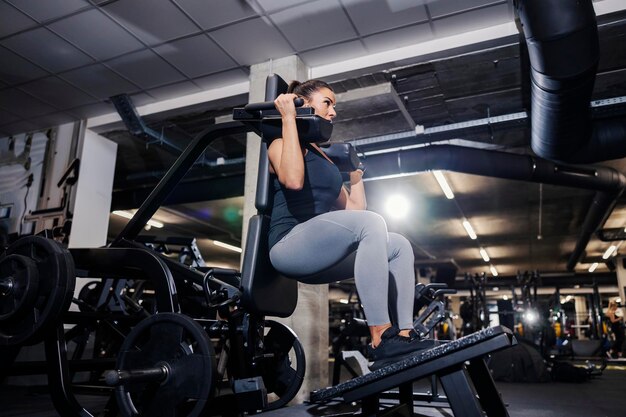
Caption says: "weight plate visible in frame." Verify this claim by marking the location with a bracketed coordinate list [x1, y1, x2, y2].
[115, 312, 216, 417]
[0, 236, 75, 346]
[76, 280, 103, 312]
[0, 254, 39, 321]
[258, 320, 305, 411]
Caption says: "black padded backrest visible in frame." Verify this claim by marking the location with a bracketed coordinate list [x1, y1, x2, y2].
[255, 142, 271, 213]
[265, 74, 289, 100]
[240, 73, 298, 318]
[256, 73, 287, 213]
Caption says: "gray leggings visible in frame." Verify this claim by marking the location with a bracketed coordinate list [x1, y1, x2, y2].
[269, 210, 415, 330]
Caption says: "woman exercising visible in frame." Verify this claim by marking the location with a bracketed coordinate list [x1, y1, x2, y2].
[267, 79, 422, 364]
[607, 299, 624, 358]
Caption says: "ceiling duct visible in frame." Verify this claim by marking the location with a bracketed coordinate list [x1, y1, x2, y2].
[331, 83, 415, 142]
[516, 0, 626, 163]
[362, 144, 626, 271]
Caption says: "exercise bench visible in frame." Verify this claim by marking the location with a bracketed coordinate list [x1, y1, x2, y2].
[311, 326, 515, 417]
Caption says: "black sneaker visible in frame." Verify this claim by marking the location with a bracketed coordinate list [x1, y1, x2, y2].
[405, 328, 421, 342]
[366, 327, 439, 370]
[366, 327, 419, 362]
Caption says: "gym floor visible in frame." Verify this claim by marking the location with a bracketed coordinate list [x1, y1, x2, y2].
[1, 366, 625, 417]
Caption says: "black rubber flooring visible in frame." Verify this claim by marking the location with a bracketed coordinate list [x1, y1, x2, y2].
[1, 367, 625, 417]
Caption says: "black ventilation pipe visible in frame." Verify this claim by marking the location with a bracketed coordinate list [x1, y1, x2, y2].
[362, 144, 626, 271]
[516, 0, 626, 163]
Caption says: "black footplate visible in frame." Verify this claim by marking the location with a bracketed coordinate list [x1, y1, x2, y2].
[310, 326, 515, 404]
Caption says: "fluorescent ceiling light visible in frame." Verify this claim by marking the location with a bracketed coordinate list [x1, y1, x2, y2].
[112, 210, 133, 220]
[490, 265, 498, 277]
[433, 171, 454, 199]
[146, 219, 164, 228]
[213, 240, 242, 253]
[588, 262, 599, 273]
[602, 245, 617, 259]
[479, 248, 490, 262]
[462, 219, 477, 240]
[112, 210, 163, 228]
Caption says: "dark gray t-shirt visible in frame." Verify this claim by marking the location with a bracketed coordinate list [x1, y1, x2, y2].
[268, 145, 343, 249]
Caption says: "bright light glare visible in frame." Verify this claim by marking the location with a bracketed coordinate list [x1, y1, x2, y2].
[433, 171, 455, 199]
[489, 265, 498, 276]
[213, 240, 242, 253]
[339, 299, 349, 304]
[588, 262, 599, 273]
[479, 248, 490, 262]
[602, 245, 617, 259]
[462, 219, 477, 240]
[524, 310, 538, 324]
[385, 194, 410, 219]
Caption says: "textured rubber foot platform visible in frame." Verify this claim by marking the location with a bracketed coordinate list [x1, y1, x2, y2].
[310, 326, 513, 404]
[368, 339, 440, 371]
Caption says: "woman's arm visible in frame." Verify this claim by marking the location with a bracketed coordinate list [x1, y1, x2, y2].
[607, 310, 622, 323]
[335, 169, 366, 210]
[267, 94, 305, 190]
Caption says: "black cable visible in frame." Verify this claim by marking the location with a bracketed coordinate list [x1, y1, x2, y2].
[19, 174, 33, 235]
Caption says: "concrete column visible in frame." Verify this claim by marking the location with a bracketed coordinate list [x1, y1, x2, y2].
[574, 295, 588, 340]
[615, 255, 626, 304]
[448, 296, 461, 338]
[241, 56, 329, 402]
[68, 126, 117, 249]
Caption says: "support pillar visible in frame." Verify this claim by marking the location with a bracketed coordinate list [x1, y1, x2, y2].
[68, 125, 117, 249]
[241, 56, 329, 403]
[615, 255, 626, 305]
[449, 296, 461, 338]
[574, 295, 588, 340]
[68, 125, 117, 312]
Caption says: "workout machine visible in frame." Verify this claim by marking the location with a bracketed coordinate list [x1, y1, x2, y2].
[1, 74, 515, 417]
[460, 273, 489, 336]
[0, 74, 337, 416]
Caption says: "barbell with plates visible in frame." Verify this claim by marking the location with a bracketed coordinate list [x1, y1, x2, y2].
[106, 312, 216, 417]
[105, 314, 305, 416]
[0, 255, 39, 322]
[0, 236, 75, 346]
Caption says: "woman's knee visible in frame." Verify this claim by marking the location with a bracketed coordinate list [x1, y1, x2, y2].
[388, 232, 414, 262]
[358, 210, 388, 237]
